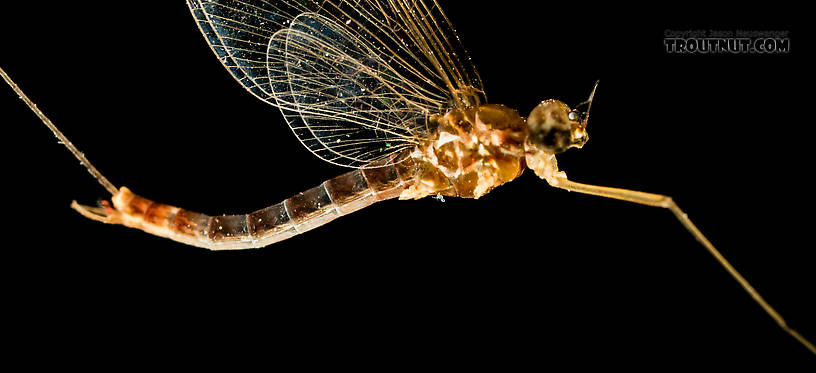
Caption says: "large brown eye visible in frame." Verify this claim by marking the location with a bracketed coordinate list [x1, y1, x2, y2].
[526, 100, 573, 154]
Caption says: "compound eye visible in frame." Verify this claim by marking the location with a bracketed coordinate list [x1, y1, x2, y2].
[568, 110, 581, 122]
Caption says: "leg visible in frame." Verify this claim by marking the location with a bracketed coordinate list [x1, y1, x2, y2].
[546, 173, 816, 355]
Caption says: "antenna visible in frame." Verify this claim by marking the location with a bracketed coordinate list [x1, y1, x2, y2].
[584, 80, 599, 126]
[575, 80, 600, 127]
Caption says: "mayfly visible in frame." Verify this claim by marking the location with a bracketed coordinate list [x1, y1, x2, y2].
[1, 0, 812, 357]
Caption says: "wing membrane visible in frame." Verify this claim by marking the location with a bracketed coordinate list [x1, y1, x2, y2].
[188, 0, 485, 167]
[188, 0, 310, 100]
[269, 13, 443, 166]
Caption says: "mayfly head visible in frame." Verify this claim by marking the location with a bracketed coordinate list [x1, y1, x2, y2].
[524, 82, 598, 155]
[524, 99, 588, 154]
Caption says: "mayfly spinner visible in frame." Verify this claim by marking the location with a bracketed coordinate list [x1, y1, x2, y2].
[2, 0, 813, 355]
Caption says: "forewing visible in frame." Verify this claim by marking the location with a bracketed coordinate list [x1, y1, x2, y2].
[268, 13, 449, 167]
[188, 0, 485, 167]
[188, 0, 311, 101]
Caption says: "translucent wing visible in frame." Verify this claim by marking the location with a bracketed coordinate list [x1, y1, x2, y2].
[188, 0, 485, 167]
[269, 13, 446, 166]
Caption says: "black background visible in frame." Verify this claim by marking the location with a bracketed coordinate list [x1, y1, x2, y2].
[2, 2, 812, 368]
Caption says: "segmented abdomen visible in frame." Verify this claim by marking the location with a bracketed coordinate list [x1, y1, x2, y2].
[111, 155, 417, 250]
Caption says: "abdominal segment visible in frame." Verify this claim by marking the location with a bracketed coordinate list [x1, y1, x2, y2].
[91, 104, 528, 249]
[107, 153, 417, 250]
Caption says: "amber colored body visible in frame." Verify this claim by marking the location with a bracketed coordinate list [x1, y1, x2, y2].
[401, 104, 527, 200]
[102, 104, 529, 249]
[108, 157, 413, 250]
